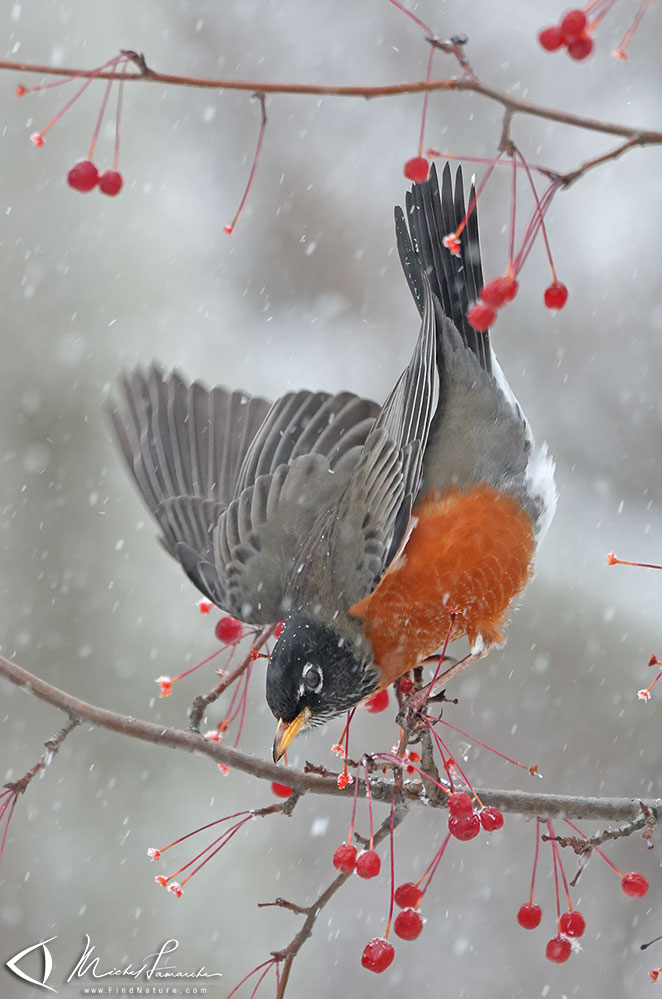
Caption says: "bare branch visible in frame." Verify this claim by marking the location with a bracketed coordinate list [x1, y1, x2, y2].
[1, 57, 660, 144]
[4, 716, 79, 795]
[0, 653, 659, 824]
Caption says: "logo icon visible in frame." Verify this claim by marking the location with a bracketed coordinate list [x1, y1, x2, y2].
[6, 936, 57, 993]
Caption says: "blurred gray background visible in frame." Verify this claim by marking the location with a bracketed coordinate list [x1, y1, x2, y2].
[1, 2, 661, 997]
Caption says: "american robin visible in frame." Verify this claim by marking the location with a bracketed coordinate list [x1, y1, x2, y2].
[107, 163, 556, 762]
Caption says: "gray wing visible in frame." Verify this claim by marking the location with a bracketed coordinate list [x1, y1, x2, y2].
[107, 364, 380, 615]
[106, 364, 272, 604]
[212, 278, 440, 621]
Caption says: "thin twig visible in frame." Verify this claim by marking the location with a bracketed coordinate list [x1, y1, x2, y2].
[2, 57, 660, 144]
[4, 716, 79, 795]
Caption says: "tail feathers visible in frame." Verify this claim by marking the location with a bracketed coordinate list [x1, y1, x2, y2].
[395, 162, 491, 375]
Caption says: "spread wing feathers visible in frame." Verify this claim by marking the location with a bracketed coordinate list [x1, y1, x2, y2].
[107, 364, 272, 512]
[106, 364, 272, 602]
[395, 161, 491, 374]
[234, 390, 380, 494]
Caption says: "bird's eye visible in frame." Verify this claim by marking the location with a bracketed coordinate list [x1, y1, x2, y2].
[303, 664, 323, 693]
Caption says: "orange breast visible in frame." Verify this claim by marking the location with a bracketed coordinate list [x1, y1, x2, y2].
[350, 483, 535, 687]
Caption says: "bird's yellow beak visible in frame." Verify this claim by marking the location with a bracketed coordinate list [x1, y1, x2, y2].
[272, 707, 311, 762]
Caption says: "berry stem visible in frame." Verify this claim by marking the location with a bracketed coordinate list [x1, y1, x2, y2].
[154, 811, 250, 856]
[528, 820, 541, 905]
[423, 713, 536, 772]
[512, 180, 559, 275]
[226, 959, 276, 999]
[364, 760, 375, 849]
[507, 151, 517, 269]
[224, 93, 267, 235]
[426, 725, 480, 805]
[34, 54, 125, 142]
[417, 44, 435, 158]
[346, 760, 362, 845]
[419, 831, 452, 895]
[387, 0, 433, 36]
[0, 796, 17, 865]
[613, 0, 651, 60]
[550, 820, 574, 911]
[449, 152, 504, 243]
[514, 146, 559, 281]
[113, 62, 127, 169]
[87, 72, 115, 160]
[548, 820, 562, 920]
[607, 553, 662, 570]
[385, 796, 396, 939]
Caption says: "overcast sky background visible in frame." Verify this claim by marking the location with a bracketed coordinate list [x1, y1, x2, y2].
[1, 2, 661, 997]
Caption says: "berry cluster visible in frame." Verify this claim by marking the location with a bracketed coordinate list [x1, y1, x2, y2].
[515, 819, 649, 965]
[67, 160, 123, 196]
[333, 843, 382, 879]
[447, 791, 504, 840]
[538, 1, 652, 62]
[21, 53, 130, 197]
[538, 9, 594, 60]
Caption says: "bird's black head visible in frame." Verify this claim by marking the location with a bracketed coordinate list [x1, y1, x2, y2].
[267, 615, 378, 760]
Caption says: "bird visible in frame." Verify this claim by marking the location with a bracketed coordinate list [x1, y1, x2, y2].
[106, 163, 556, 763]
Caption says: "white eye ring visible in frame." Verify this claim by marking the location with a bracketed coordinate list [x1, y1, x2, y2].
[302, 663, 323, 694]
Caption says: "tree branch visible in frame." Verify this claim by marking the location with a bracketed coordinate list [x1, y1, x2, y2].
[1, 56, 660, 145]
[1, 653, 658, 823]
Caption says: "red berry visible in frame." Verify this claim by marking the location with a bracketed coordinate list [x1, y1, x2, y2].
[517, 903, 542, 929]
[356, 849, 381, 879]
[332, 843, 357, 874]
[480, 806, 504, 832]
[567, 34, 594, 60]
[448, 812, 481, 841]
[98, 169, 123, 196]
[621, 872, 649, 898]
[467, 302, 496, 332]
[538, 25, 565, 51]
[559, 910, 585, 937]
[481, 276, 519, 308]
[546, 935, 572, 963]
[404, 157, 429, 184]
[448, 792, 474, 817]
[270, 782, 293, 799]
[394, 907, 424, 941]
[274, 621, 284, 638]
[394, 881, 423, 909]
[361, 937, 394, 973]
[215, 616, 243, 644]
[362, 689, 389, 713]
[543, 281, 569, 310]
[560, 9, 587, 42]
[398, 676, 413, 695]
[67, 160, 99, 192]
